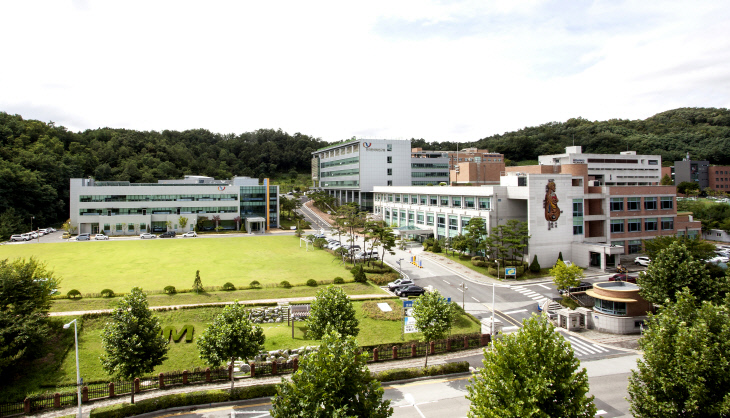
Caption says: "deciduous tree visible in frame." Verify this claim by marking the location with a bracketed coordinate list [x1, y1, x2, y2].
[467, 314, 596, 418]
[550, 260, 584, 296]
[271, 328, 392, 417]
[196, 301, 265, 392]
[638, 241, 727, 304]
[628, 290, 730, 417]
[412, 289, 455, 366]
[0, 258, 60, 377]
[306, 286, 359, 339]
[100, 287, 168, 404]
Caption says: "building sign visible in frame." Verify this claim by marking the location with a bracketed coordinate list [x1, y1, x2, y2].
[505, 267, 516, 278]
[362, 142, 386, 152]
[543, 179, 561, 230]
[572, 159, 585, 164]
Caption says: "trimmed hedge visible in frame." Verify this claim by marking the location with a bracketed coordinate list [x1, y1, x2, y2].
[373, 361, 470, 382]
[222, 282, 236, 291]
[333, 277, 344, 284]
[67, 289, 82, 299]
[100, 289, 115, 298]
[306, 279, 318, 287]
[249, 280, 261, 289]
[279, 280, 292, 288]
[164, 285, 176, 295]
[90, 385, 278, 418]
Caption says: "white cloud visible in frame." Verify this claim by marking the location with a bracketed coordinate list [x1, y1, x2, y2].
[0, 0, 727, 142]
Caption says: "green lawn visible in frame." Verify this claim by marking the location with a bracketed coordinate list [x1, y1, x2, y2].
[3, 301, 480, 400]
[0, 236, 352, 294]
[435, 252, 552, 280]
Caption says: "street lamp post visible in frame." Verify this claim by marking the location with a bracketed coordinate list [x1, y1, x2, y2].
[397, 258, 404, 278]
[459, 282, 468, 309]
[493, 260, 500, 335]
[63, 319, 82, 418]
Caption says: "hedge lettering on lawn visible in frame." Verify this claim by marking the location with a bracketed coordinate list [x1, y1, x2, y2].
[160, 325, 194, 342]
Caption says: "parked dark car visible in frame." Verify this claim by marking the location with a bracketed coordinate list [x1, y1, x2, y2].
[609, 274, 637, 283]
[160, 231, 177, 238]
[395, 285, 426, 297]
[558, 282, 593, 295]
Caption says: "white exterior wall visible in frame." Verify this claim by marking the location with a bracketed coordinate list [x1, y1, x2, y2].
[538, 146, 662, 185]
[521, 174, 584, 267]
[70, 178, 242, 235]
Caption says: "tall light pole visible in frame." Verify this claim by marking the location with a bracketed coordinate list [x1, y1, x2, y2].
[494, 260, 500, 336]
[459, 282, 468, 309]
[63, 319, 82, 418]
[30, 216, 34, 232]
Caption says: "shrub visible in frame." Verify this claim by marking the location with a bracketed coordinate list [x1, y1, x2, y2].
[351, 265, 367, 283]
[164, 285, 176, 295]
[472, 260, 488, 267]
[558, 251, 564, 262]
[306, 279, 318, 287]
[279, 280, 292, 288]
[67, 289, 82, 299]
[249, 280, 261, 289]
[529, 255, 541, 273]
[333, 277, 345, 284]
[222, 282, 236, 291]
[192, 270, 203, 294]
[431, 240, 442, 253]
[472, 256, 486, 262]
[373, 361, 470, 383]
[100, 289, 115, 298]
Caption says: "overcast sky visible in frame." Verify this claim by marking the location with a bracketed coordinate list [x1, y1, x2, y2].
[1, 1, 728, 143]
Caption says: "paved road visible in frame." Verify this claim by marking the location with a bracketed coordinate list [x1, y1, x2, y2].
[149, 355, 639, 418]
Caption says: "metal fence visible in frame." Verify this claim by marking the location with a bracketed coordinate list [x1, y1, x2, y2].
[0, 334, 488, 417]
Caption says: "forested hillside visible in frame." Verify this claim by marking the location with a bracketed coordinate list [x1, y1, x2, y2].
[1, 107, 729, 236]
[469, 107, 730, 163]
[0, 112, 326, 236]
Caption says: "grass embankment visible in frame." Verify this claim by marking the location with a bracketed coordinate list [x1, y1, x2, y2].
[0, 236, 357, 294]
[434, 251, 552, 280]
[1, 300, 481, 401]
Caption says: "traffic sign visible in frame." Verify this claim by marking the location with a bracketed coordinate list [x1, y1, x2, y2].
[403, 300, 413, 308]
[404, 317, 419, 333]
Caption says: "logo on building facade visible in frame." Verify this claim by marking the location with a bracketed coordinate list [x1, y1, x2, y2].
[363, 142, 372, 148]
[218, 186, 226, 191]
[543, 179, 560, 230]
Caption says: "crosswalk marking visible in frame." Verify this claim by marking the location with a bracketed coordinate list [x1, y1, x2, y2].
[538, 284, 551, 289]
[564, 335, 611, 357]
[503, 309, 528, 314]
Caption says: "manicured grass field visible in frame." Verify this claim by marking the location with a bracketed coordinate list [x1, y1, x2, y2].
[0, 236, 351, 294]
[3, 301, 481, 400]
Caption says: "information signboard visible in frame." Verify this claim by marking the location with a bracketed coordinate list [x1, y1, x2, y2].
[404, 317, 419, 333]
[505, 267, 517, 278]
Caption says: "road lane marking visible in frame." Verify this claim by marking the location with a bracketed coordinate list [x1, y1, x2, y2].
[471, 297, 480, 302]
[503, 309, 528, 314]
[443, 280, 451, 285]
[503, 326, 519, 331]
[538, 284, 551, 289]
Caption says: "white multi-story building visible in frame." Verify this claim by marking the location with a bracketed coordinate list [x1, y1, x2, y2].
[374, 167, 700, 269]
[538, 146, 662, 186]
[70, 176, 279, 235]
[311, 139, 450, 211]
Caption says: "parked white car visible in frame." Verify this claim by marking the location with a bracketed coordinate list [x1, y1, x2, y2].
[182, 231, 197, 237]
[634, 256, 651, 266]
[10, 234, 28, 242]
[140, 233, 157, 239]
[709, 256, 729, 264]
[94, 234, 109, 240]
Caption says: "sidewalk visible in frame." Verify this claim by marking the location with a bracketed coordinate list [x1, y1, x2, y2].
[34, 347, 485, 418]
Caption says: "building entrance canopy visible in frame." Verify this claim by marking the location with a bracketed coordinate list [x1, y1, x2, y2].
[393, 226, 433, 236]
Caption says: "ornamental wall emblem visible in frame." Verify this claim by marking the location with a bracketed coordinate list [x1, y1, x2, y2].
[543, 179, 560, 230]
[218, 186, 226, 191]
[362, 142, 372, 148]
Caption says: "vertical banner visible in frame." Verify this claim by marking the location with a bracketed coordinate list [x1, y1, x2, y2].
[264, 178, 270, 232]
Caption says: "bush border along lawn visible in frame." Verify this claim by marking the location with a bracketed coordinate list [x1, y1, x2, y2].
[435, 252, 552, 280]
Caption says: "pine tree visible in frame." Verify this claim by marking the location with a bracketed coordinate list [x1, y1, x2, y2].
[192, 270, 203, 294]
